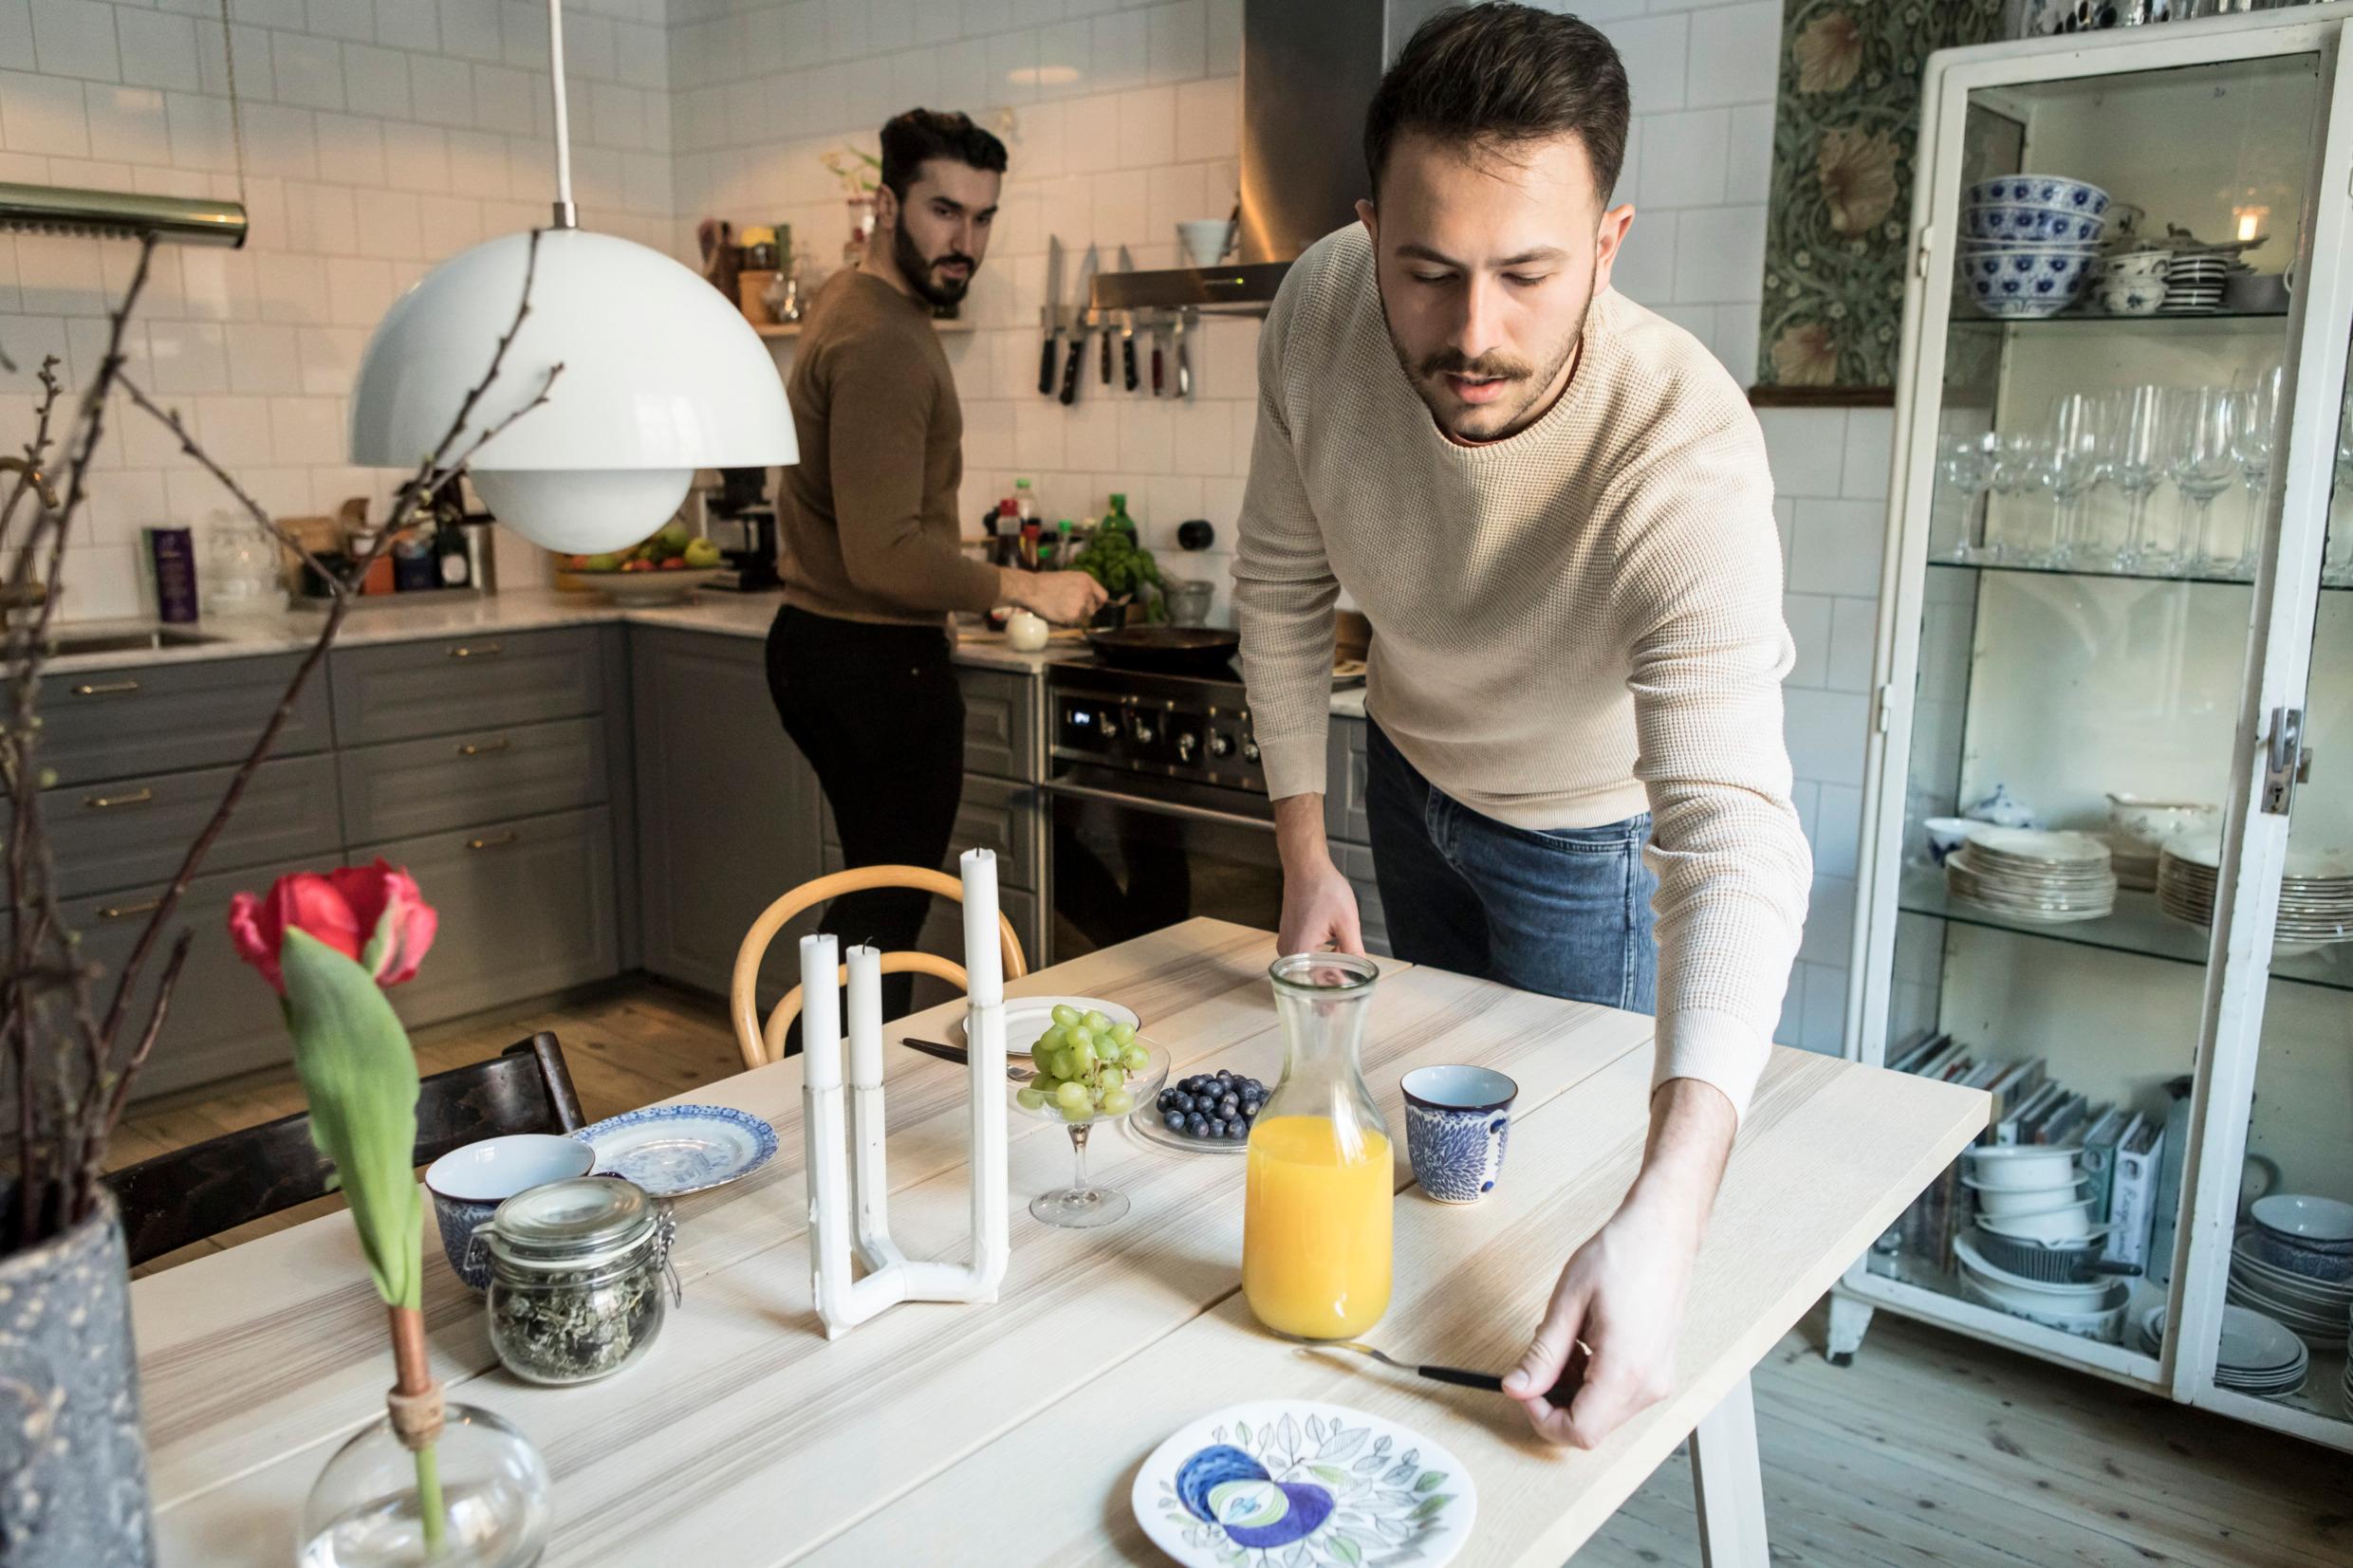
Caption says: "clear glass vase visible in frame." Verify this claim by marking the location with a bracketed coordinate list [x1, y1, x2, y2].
[299, 1405, 550, 1568]
[1242, 952, 1393, 1340]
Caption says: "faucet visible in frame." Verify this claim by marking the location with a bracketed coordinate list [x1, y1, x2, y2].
[0, 456, 60, 512]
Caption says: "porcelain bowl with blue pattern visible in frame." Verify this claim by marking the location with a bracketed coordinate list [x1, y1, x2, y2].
[1958, 245, 2099, 319]
[1966, 175, 2110, 217]
[1400, 1065, 1518, 1205]
[425, 1134, 596, 1290]
[1962, 203, 2105, 245]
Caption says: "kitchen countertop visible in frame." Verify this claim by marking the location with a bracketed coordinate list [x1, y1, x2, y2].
[41, 588, 1369, 712]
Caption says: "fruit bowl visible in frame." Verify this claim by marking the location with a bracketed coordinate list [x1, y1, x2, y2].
[577, 566, 726, 604]
[1010, 1035, 1169, 1229]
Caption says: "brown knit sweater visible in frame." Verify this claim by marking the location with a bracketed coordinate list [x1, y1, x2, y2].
[1233, 225, 1811, 1117]
[780, 269, 1000, 624]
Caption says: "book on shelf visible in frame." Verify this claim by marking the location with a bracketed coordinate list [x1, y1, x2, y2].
[2103, 1115, 2164, 1269]
[1888, 1029, 1950, 1075]
[2079, 1104, 2125, 1226]
[1997, 1080, 2064, 1145]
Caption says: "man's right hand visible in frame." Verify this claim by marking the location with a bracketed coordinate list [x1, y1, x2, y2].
[1005, 568, 1108, 625]
[1272, 793, 1363, 956]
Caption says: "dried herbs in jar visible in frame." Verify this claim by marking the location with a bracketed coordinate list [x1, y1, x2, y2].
[477, 1176, 680, 1386]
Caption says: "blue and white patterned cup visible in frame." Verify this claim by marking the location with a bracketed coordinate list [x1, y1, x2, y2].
[1401, 1065, 1518, 1204]
[425, 1134, 594, 1290]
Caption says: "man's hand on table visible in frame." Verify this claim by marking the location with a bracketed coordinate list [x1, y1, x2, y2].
[1272, 793, 1364, 956]
[1504, 1077, 1737, 1448]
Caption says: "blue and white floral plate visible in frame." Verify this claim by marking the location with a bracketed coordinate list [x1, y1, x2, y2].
[1132, 1401, 1475, 1567]
[573, 1104, 778, 1197]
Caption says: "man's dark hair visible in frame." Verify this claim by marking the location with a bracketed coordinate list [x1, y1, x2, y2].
[1362, 4, 1630, 205]
[879, 108, 1008, 201]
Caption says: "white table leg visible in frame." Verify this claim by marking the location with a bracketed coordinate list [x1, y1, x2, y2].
[1689, 1372, 1769, 1568]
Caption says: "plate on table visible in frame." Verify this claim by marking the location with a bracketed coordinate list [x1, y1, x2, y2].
[574, 1104, 778, 1196]
[1133, 1401, 1476, 1568]
[950, 994, 1139, 1056]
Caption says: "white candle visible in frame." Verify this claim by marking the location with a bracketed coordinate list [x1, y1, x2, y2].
[800, 932, 842, 1091]
[845, 944, 882, 1089]
[960, 849, 1003, 1007]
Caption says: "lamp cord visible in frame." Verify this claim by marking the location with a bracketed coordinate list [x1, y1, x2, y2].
[547, 0, 576, 229]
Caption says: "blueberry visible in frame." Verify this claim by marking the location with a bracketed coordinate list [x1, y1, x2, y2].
[1172, 1092, 1194, 1114]
[1163, 1111, 1186, 1132]
[1220, 1099, 1241, 1120]
[1207, 1117, 1228, 1137]
[1157, 1090, 1176, 1112]
[1216, 1069, 1233, 1083]
[1226, 1119, 1250, 1139]
[1188, 1114, 1210, 1136]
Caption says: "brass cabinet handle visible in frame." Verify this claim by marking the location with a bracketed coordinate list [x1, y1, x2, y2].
[455, 738, 511, 758]
[467, 831, 519, 851]
[71, 679, 141, 696]
[447, 642, 503, 659]
[83, 787, 155, 810]
[97, 897, 162, 920]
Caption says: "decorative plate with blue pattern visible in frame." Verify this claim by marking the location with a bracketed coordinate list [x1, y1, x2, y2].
[1132, 1401, 1475, 1567]
[574, 1104, 778, 1197]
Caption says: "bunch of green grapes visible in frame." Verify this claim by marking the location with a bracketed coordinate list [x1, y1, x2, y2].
[1016, 1005, 1149, 1120]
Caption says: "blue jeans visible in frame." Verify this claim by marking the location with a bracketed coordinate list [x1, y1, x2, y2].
[1365, 720, 1658, 1012]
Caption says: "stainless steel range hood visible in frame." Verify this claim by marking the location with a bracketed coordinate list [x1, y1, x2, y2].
[1090, 0, 1447, 316]
[0, 182, 248, 247]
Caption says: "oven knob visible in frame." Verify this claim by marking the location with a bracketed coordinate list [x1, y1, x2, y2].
[1176, 731, 1197, 762]
[1242, 739, 1260, 764]
[1208, 732, 1232, 758]
[1130, 714, 1156, 745]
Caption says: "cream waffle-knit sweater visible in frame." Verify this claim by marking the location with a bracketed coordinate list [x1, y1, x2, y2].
[1232, 224, 1811, 1117]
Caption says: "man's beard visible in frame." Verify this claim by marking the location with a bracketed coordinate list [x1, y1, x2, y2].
[894, 223, 977, 307]
[1380, 265, 1595, 441]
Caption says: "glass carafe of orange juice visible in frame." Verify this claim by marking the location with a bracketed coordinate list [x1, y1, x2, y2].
[1243, 953, 1391, 1339]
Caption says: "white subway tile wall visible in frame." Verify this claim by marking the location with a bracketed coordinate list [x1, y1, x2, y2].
[0, 0, 675, 621]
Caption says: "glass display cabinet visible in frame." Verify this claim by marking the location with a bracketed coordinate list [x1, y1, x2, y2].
[1837, 6, 2353, 1454]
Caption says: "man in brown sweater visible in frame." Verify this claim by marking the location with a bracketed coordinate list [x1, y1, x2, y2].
[1234, 9, 1809, 1448]
[769, 109, 1101, 1019]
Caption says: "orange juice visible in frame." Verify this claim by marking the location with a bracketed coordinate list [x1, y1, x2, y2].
[1242, 1115, 1393, 1339]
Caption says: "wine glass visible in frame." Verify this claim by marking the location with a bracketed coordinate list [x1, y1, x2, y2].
[2103, 384, 2168, 572]
[1936, 432, 1998, 563]
[2040, 393, 2108, 568]
[1984, 434, 2046, 565]
[1010, 1037, 1170, 1227]
[2226, 364, 2280, 581]
[2162, 386, 2240, 579]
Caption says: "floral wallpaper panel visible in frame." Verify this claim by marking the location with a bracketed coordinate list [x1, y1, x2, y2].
[1755, 0, 2007, 394]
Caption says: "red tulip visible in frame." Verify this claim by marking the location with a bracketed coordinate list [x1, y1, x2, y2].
[228, 859, 437, 995]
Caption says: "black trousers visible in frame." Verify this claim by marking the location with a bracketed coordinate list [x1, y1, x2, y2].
[765, 605, 965, 1024]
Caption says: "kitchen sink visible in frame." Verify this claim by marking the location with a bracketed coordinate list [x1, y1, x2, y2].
[48, 627, 223, 655]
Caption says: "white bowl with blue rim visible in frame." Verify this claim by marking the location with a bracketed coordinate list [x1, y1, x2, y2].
[573, 1103, 778, 1197]
[1966, 175, 2110, 217]
[425, 1133, 596, 1289]
[1958, 246, 2098, 319]
[1400, 1064, 1518, 1205]
[1962, 203, 2106, 245]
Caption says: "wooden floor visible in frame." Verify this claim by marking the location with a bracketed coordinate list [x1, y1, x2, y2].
[115, 982, 2348, 1566]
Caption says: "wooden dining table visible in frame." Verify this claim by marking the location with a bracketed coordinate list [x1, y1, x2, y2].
[132, 918, 1987, 1566]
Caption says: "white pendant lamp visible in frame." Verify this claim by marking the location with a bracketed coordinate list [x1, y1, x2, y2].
[347, 0, 792, 554]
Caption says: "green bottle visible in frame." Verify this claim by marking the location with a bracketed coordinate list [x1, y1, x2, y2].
[1103, 493, 1137, 537]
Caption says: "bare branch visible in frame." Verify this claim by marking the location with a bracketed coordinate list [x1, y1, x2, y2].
[0, 358, 65, 558]
[116, 375, 344, 595]
[76, 931, 190, 1216]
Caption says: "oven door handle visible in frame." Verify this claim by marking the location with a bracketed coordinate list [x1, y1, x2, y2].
[1041, 779, 1277, 833]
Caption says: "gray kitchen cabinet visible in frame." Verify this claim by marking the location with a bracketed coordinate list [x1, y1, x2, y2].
[821, 840, 1043, 1011]
[957, 666, 1038, 781]
[1334, 840, 1390, 960]
[339, 716, 607, 843]
[821, 772, 1039, 892]
[35, 653, 331, 786]
[356, 805, 620, 1030]
[47, 752, 342, 900]
[329, 627, 605, 747]
[1324, 715, 1372, 846]
[62, 855, 323, 1100]
[632, 628, 824, 1001]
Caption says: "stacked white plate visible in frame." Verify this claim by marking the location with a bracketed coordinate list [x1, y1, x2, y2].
[2133, 1302, 2309, 1397]
[2158, 838, 2353, 950]
[2156, 251, 2229, 315]
[1946, 827, 2117, 922]
[2227, 1235, 2353, 1344]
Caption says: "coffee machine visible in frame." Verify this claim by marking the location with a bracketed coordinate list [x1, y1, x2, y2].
[704, 467, 781, 592]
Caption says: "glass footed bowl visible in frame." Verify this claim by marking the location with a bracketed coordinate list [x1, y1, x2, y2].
[1009, 1039, 1170, 1229]
[299, 1404, 549, 1567]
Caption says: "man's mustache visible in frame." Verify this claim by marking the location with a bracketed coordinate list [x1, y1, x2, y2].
[934, 252, 976, 272]
[1417, 348, 1535, 382]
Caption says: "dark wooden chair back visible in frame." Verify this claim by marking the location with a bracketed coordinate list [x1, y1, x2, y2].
[110, 1031, 586, 1267]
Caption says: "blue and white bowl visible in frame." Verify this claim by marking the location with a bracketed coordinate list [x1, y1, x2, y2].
[1958, 245, 2098, 319]
[1966, 175, 2110, 217]
[425, 1133, 597, 1289]
[1400, 1064, 1517, 1204]
[1962, 203, 2105, 245]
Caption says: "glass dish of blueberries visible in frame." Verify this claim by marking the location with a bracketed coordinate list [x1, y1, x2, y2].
[1128, 1068, 1268, 1156]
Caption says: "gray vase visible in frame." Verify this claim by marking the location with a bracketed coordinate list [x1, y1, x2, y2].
[0, 1194, 155, 1565]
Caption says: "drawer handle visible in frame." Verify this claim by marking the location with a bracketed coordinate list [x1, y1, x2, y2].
[97, 897, 162, 920]
[71, 679, 141, 697]
[467, 831, 519, 852]
[83, 787, 156, 810]
[447, 642, 503, 659]
[456, 738, 512, 758]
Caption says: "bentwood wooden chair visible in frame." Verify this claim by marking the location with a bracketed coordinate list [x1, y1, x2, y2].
[110, 1031, 586, 1267]
[731, 865, 1028, 1070]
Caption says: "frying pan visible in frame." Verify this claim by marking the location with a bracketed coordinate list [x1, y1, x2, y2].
[1083, 625, 1240, 675]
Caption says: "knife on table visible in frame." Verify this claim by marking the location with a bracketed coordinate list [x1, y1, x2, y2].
[1116, 246, 1139, 391]
[1039, 235, 1065, 397]
[1061, 244, 1098, 406]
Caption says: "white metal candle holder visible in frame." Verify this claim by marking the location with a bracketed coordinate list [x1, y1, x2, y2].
[802, 847, 1010, 1338]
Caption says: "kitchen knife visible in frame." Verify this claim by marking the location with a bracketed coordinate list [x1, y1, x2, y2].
[1117, 245, 1139, 391]
[1060, 244, 1098, 406]
[1151, 323, 1165, 396]
[1174, 308, 1193, 401]
[1039, 236, 1065, 397]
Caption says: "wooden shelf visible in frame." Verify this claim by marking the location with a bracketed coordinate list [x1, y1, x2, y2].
[755, 317, 977, 339]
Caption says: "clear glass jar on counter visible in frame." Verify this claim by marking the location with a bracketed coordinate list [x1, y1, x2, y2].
[476, 1177, 678, 1386]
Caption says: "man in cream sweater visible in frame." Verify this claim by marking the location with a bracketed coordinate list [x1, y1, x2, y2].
[1234, 5, 1811, 1448]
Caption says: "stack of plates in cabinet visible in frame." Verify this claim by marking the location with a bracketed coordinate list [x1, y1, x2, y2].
[1945, 827, 2117, 922]
[2228, 1194, 2353, 1352]
[2156, 251, 2230, 315]
[2158, 838, 2353, 950]
[2138, 1302, 2310, 1397]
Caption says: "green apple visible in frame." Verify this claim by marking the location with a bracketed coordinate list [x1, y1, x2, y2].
[683, 538, 724, 569]
[654, 520, 693, 557]
[580, 552, 620, 573]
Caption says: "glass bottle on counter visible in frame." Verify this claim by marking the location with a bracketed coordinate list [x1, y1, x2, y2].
[1243, 953, 1393, 1340]
[1013, 477, 1038, 528]
[1102, 492, 1137, 538]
